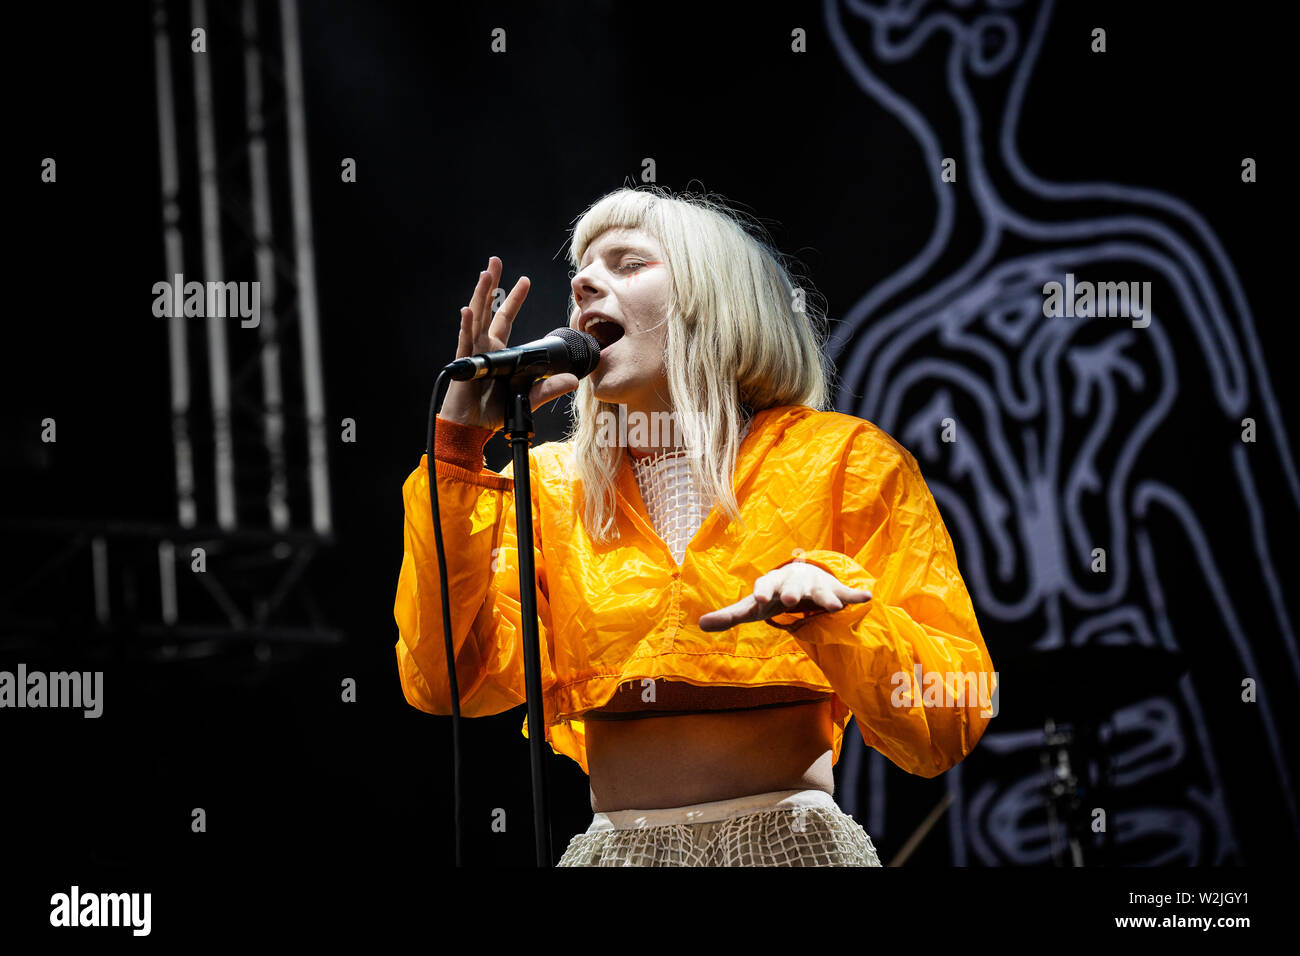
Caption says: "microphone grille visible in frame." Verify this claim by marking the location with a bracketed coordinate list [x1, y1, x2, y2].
[549, 327, 601, 377]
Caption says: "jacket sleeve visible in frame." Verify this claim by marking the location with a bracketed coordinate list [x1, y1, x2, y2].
[393, 423, 554, 718]
[768, 427, 996, 778]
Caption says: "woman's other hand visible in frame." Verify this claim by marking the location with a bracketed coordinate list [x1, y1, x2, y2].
[698, 562, 871, 632]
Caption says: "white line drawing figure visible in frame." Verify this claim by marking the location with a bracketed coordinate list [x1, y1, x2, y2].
[824, 0, 1298, 864]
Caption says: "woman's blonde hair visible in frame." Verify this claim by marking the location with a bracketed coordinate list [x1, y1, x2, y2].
[563, 185, 834, 543]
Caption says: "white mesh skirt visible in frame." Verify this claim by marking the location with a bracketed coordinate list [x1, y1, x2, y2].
[556, 789, 882, 867]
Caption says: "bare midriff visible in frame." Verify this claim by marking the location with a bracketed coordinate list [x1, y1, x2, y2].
[585, 697, 836, 812]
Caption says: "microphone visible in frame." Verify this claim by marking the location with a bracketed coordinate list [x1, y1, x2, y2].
[445, 327, 601, 382]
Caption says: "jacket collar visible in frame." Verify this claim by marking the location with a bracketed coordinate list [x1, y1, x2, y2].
[613, 404, 814, 539]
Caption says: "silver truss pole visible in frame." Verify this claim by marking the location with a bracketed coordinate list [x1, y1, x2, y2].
[191, 0, 237, 530]
[280, 0, 332, 536]
[242, 0, 290, 531]
[152, 0, 196, 529]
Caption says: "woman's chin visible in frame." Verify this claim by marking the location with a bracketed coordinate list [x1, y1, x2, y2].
[590, 374, 626, 405]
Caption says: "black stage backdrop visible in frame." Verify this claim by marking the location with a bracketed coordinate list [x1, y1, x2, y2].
[2, 0, 1295, 932]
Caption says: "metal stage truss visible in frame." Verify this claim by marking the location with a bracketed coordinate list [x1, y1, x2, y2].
[1, 0, 339, 653]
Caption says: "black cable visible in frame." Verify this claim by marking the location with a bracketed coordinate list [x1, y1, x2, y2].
[426, 368, 463, 867]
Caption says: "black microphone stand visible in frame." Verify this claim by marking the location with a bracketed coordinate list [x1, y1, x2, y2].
[503, 374, 553, 867]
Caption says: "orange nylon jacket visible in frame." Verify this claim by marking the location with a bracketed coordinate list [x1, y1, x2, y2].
[394, 404, 996, 777]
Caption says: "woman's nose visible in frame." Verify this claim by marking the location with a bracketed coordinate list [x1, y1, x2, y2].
[570, 267, 605, 306]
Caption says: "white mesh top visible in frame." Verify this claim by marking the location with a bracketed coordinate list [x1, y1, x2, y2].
[628, 420, 751, 564]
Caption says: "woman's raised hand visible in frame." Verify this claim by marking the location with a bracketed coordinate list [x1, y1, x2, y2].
[439, 256, 582, 431]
